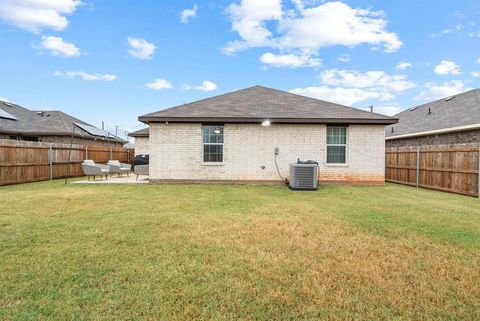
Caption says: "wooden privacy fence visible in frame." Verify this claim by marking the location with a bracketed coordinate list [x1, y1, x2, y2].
[386, 144, 480, 197]
[0, 139, 134, 186]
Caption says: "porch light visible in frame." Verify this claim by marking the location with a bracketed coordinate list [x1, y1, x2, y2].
[214, 127, 221, 134]
[262, 120, 271, 127]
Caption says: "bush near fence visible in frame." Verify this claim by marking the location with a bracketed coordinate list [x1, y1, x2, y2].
[386, 144, 480, 197]
[0, 139, 134, 186]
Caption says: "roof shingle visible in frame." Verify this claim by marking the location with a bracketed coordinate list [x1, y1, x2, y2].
[139, 86, 397, 125]
[0, 100, 126, 143]
[386, 89, 480, 138]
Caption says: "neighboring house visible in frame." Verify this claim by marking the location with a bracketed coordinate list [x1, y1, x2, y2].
[128, 127, 149, 155]
[0, 100, 126, 147]
[386, 89, 480, 147]
[138, 86, 397, 184]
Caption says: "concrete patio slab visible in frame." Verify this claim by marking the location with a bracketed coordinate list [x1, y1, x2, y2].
[72, 175, 149, 184]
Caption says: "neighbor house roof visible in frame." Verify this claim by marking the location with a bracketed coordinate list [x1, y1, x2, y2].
[386, 89, 480, 140]
[128, 127, 149, 137]
[0, 100, 126, 143]
[139, 86, 397, 125]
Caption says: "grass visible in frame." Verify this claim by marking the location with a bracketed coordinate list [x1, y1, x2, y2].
[0, 180, 479, 321]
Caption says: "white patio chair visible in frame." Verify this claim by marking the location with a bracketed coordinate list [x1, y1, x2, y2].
[107, 160, 131, 177]
[82, 160, 110, 180]
[134, 165, 149, 180]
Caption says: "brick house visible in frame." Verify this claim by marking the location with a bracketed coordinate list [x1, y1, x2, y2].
[386, 89, 480, 147]
[128, 127, 149, 155]
[0, 100, 126, 147]
[139, 86, 397, 185]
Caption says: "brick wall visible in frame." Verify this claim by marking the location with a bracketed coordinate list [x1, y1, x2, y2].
[386, 129, 480, 148]
[134, 137, 149, 155]
[38, 136, 122, 147]
[149, 123, 386, 184]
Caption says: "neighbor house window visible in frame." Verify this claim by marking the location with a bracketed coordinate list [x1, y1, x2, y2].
[327, 126, 347, 164]
[202, 124, 224, 163]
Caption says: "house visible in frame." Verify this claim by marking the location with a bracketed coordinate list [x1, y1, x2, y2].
[0, 100, 126, 147]
[386, 89, 480, 147]
[138, 86, 397, 185]
[128, 127, 149, 155]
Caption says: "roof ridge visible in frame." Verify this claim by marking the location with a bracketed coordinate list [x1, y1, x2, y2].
[393, 88, 480, 117]
[142, 86, 261, 117]
[141, 85, 393, 120]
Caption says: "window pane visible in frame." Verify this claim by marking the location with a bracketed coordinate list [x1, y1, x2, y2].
[327, 146, 346, 163]
[327, 127, 346, 145]
[204, 144, 223, 162]
[203, 125, 224, 144]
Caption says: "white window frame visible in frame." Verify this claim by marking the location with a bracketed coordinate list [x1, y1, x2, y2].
[202, 124, 224, 165]
[326, 126, 348, 166]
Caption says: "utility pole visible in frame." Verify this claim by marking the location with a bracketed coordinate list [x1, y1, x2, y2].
[102, 121, 105, 130]
[115, 125, 118, 136]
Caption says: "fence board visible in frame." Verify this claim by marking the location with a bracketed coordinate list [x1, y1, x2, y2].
[386, 144, 480, 197]
[0, 139, 134, 186]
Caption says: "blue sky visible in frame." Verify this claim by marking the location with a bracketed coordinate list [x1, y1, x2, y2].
[1, 0, 479, 140]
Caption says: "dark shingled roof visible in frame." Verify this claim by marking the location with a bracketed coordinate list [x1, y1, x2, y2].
[139, 86, 397, 125]
[0, 100, 126, 143]
[386, 89, 480, 139]
[128, 127, 149, 137]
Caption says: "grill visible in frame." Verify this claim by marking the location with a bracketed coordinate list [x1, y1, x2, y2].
[133, 154, 149, 167]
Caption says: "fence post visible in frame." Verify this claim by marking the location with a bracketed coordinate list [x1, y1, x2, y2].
[109, 148, 112, 160]
[48, 144, 53, 180]
[85, 145, 88, 160]
[478, 145, 480, 199]
[416, 147, 420, 189]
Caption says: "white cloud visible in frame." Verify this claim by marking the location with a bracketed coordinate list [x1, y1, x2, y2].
[396, 62, 412, 70]
[225, 0, 282, 54]
[442, 24, 463, 34]
[224, 0, 402, 65]
[39, 36, 80, 57]
[260, 52, 321, 68]
[54, 71, 116, 81]
[127, 37, 156, 60]
[434, 60, 461, 75]
[319, 69, 416, 92]
[289, 67, 416, 106]
[195, 80, 217, 91]
[290, 86, 395, 106]
[0, 0, 82, 33]
[145, 79, 173, 90]
[338, 54, 350, 62]
[415, 80, 471, 101]
[180, 4, 197, 24]
[185, 80, 218, 92]
[430, 24, 463, 37]
[472, 72, 480, 77]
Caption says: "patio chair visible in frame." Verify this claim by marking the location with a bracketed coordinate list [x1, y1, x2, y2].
[82, 160, 110, 180]
[134, 165, 149, 180]
[107, 160, 131, 177]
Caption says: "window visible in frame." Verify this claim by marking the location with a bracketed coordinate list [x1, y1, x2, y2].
[327, 126, 347, 164]
[9, 135, 38, 142]
[202, 125, 224, 163]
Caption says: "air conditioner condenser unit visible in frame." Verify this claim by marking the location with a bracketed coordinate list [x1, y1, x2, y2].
[289, 160, 318, 191]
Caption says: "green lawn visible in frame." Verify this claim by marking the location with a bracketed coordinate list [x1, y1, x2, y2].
[0, 180, 479, 321]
